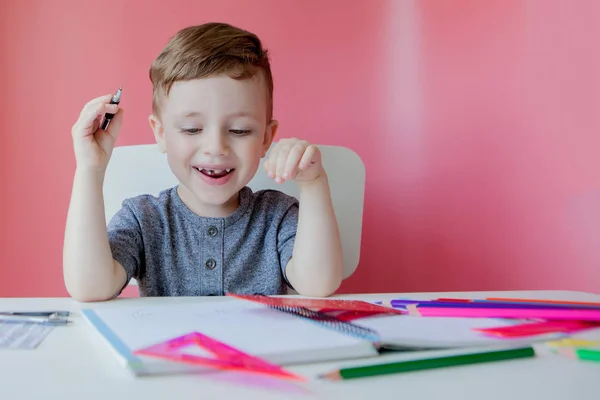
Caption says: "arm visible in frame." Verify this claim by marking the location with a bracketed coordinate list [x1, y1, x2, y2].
[63, 168, 127, 301]
[63, 93, 127, 302]
[285, 172, 343, 297]
[264, 139, 344, 297]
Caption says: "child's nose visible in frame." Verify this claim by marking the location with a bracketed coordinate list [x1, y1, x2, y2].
[202, 132, 228, 156]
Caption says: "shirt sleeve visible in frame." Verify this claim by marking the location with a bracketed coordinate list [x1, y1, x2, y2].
[277, 198, 299, 289]
[107, 200, 145, 295]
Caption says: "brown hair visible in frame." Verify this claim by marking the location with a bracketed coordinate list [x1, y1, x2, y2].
[149, 22, 274, 120]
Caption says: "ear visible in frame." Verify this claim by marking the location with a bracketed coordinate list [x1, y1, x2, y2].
[149, 114, 166, 153]
[262, 119, 278, 157]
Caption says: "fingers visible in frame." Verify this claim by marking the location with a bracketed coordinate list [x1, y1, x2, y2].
[105, 107, 124, 139]
[72, 94, 119, 139]
[96, 108, 124, 152]
[265, 139, 315, 183]
[282, 142, 308, 180]
[264, 142, 284, 182]
[298, 145, 318, 170]
[79, 94, 116, 124]
[82, 94, 114, 113]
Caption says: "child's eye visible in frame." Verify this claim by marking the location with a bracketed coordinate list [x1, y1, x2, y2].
[180, 128, 202, 135]
[230, 129, 252, 136]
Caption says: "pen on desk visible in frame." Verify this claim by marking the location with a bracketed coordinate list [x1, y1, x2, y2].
[0, 313, 69, 325]
[1, 311, 70, 317]
[101, 86, 122, 130]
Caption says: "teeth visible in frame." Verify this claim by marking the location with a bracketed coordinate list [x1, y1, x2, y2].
[195, 167, 233, 174]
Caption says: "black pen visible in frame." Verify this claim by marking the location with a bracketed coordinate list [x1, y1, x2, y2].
[101, 86, 122, 130]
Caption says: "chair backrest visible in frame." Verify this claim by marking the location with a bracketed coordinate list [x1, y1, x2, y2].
[103, 143, 365, 279]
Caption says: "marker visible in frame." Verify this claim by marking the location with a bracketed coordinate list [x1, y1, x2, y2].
[101, 87, 122, 130]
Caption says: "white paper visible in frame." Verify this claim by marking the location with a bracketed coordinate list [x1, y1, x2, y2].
[0, 321, 54, 349]
[91, 301, 370, 359]
[353, 315, 564, 349]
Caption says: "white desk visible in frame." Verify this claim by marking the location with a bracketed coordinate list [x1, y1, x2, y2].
[2, 291, 600, 400]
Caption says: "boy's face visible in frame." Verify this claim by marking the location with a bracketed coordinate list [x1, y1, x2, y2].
[149, 74, 277, 216]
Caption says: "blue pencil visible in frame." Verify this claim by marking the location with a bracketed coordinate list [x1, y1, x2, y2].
[388, 299, 600, 311]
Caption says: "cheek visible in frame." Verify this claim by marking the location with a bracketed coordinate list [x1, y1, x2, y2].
[235, 141, 263, 160]
[165, 136, 195, 164]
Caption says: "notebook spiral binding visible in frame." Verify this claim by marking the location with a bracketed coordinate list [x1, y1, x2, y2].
[268, 305, 381, 344]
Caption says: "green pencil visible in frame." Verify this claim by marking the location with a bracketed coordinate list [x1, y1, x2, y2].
[575, 348, 600, 362]
[319, 346, 536, 381]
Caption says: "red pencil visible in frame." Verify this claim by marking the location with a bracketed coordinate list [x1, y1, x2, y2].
[474, 320, 600, 337]
[485, 297, 600, 307]
[437, 298, 473, 303]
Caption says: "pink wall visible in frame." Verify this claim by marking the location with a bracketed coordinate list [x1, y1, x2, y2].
[405, 0, 600, 293]
[1, 0, 599, 297]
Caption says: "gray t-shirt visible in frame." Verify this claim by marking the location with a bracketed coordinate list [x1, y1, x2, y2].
[107, 186, 298, 297]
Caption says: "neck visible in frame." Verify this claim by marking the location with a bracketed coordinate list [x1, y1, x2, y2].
[177, 186, 241, 218]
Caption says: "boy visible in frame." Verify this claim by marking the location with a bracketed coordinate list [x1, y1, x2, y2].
[63, 22, 343, 302]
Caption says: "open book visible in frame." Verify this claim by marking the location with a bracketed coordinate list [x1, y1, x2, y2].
[81, 298, 379, 376]
[81, 296, 564, 376]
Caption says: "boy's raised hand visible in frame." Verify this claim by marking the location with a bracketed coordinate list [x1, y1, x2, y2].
[71, 94, 123, 170]
[264, 138, 324, 184]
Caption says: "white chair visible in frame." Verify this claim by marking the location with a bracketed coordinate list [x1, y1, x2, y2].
[103, 143, 365, 284]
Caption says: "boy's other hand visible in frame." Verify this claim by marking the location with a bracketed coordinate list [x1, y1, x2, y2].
[71, 94, 123, 171]
[264, 138, 324, 185]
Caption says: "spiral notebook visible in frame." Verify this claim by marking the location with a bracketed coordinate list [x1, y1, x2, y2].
[81, 297, 380, 376]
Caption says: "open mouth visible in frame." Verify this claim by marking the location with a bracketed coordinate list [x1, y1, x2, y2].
[193, 167, 234, 179]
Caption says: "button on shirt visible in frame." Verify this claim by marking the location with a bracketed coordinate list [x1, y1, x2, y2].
[107, 186, 298, 297]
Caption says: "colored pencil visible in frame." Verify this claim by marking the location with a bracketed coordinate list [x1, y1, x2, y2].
[575, 348, 600, 362]
[546, 338, 600, 348]
[474, 301, 600, 310]
[378, 299, 422, 307]
[438, 298, 600, 309]
[555, 346, 600, 363]
[436, 297, 600, 308]
[406, 304, 600, 321]
[318, 346, 535, 380]
[485, 298, 600, 307]
[475, 321, 600, 337]
[437, 298, 473, 303]
[390, 299, 600, 310]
